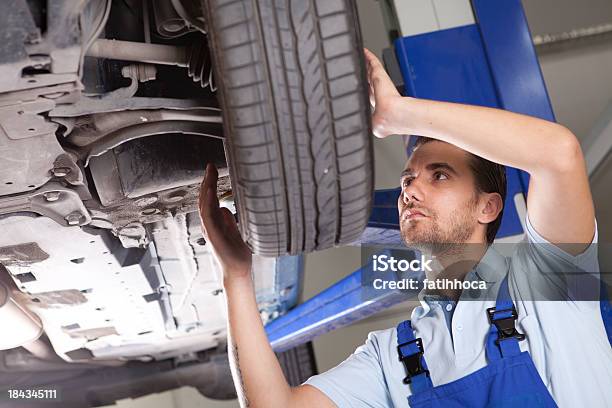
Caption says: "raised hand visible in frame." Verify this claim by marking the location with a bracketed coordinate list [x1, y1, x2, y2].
[198, 163, 252, 281]
[364, 48, 406, 138]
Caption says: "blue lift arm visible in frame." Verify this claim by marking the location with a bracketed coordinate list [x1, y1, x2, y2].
[266, 259, 416, 352]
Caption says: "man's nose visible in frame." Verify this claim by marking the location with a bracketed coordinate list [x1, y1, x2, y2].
[401, 180, 423, 204]
[402, 190, 417, 205]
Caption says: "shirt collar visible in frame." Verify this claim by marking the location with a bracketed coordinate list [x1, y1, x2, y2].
[467, 246, 507, 284]
[412, 246, 508, 320]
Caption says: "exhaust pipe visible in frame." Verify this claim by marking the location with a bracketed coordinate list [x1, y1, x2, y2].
[0, 282, 43, 351]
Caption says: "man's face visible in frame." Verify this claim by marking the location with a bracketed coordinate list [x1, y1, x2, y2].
[398, 141, 482, 249]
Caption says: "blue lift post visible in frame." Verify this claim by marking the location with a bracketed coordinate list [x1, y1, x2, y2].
[265, 0, 581, 351]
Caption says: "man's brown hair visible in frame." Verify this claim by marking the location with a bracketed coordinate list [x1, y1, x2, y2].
[412, 137, 507, 244]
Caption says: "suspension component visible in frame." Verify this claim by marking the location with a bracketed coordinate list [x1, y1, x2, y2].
[187, 43, 214, 89]
[86, 39, 215, 90]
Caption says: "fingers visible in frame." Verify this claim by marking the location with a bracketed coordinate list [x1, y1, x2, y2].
[364, 48, 376, 64]
[198, 164, 241, 241]
[364, 48, 383, 73]
[363, 48, 398, 99]
[199, 163, 222, 239]
[220, 207, 240, 237]
[199, 164, 219, 215]
[203, 163, 218, 193]
[364, 48, 375, 83]
[364, 49, 376, 108]
[364, 49, 382, 101]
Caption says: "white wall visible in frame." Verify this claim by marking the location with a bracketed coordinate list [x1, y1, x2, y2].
[522, 0, 612, 143]
[538, 42, 612, 142]
[522, 0, 612, 35]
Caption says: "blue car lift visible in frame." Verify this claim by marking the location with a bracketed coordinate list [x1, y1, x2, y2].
[266, 0, 612, 352]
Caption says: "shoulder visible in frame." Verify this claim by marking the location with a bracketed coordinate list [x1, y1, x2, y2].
[356, 328, 396, 355]
[511, 214, 599, 272]
[508, 214, 601, 306]
[366, 327, 396, 341]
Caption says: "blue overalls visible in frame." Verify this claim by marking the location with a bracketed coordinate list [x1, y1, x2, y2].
[396, 275, 558, 407]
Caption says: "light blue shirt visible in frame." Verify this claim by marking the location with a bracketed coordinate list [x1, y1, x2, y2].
[305, 217, 612, 407]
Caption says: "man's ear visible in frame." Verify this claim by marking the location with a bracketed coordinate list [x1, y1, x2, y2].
[478, 192, 503, 225]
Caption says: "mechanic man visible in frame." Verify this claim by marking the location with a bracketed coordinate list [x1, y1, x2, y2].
[198, 49, 612, 407]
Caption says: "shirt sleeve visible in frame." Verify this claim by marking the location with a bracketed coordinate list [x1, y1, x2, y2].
[525, 214, 599, 273]
[303, 331, 393, 408]
[510, 214, 600, 302]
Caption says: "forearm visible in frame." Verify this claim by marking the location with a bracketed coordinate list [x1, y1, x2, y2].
[398, 97, 580, 174]
[224, 274, 294, 408]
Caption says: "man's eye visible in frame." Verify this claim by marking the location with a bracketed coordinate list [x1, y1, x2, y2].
[402, 178, 413, 187]
[434, 172, 448, 181]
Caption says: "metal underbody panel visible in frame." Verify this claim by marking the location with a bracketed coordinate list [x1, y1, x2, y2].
[0, 0, 86, 197]
[1, 214, 175, 361]
[0, 212, 300, 362]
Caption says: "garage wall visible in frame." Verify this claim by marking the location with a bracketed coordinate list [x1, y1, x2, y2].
[523, 0, 612, 143]
[522, 0, 612, 35]
[538, 41, 612, 143]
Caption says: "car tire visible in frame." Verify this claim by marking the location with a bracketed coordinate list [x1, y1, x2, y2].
[277, 341, 318, 386]
[203, 0, 374, 256]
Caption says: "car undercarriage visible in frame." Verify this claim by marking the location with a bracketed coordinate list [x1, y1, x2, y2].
[0, 0, 305, 402]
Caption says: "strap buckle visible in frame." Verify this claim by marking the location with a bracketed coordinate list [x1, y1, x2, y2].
[397, 338, 429, 384]
[486, 306, 526, 345]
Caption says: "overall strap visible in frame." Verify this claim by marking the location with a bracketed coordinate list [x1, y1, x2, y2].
[486, 274, 525, 361]
[397, 320, 433, 393]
